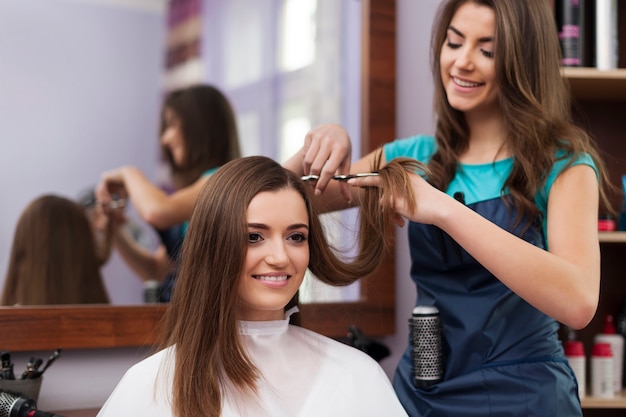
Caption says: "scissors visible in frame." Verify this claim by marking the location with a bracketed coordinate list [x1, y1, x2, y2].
[301, 173, 379, 182]
[96, 198, 127, 209]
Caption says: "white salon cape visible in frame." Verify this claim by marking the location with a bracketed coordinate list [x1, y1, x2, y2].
[97, 310, 408, 417]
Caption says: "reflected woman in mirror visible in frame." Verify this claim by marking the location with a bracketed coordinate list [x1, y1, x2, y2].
[1, 194, 111, 305]
[95, 84, 241, 302]
[98, 155, 415, 417]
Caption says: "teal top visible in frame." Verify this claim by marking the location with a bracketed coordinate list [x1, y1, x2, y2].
[383, 134, 597, 246]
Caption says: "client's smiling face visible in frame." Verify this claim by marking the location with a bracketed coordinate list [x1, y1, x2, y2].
[237, 188, 310, 321]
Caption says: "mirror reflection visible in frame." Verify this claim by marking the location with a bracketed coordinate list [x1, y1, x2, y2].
[0, 0, 361, 305]
[2, 194, 111, 305]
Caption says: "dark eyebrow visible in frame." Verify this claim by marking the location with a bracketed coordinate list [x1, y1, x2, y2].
[448, 26, 493, 43]
[247, 223, 269, 230]
[247, 223, 309, 231]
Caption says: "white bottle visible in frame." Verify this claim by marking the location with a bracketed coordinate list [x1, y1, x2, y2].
[595, 0, 619, 70]
[564, 340, 586, 398]
[592, 342, 614, 398]
[594, 315, 624, 393]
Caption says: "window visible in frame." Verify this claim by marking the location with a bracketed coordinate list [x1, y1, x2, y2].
[201, 0, 362, 303]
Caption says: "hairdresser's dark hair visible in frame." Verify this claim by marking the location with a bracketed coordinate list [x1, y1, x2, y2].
[429, 0, 613, 225]
[161, 84, 241, 188]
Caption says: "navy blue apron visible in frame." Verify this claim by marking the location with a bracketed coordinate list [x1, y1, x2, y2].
[393, 196, 582, 416]
[155, 224, 184, 302]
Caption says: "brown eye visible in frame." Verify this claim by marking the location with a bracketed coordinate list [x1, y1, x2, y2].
[288, 233, 307, 243]
[248, 232, 263, 243]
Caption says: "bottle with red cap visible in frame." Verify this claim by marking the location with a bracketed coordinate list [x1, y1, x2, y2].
[563, 339, 586, 398]
[594, 314, 624, 393]
[591, 342, 614, 398]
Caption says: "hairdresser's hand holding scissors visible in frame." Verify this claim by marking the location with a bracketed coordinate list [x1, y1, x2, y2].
[95, 168, 130, 230]
[96, 169, 128, 208]
[288, 123, 353, 201]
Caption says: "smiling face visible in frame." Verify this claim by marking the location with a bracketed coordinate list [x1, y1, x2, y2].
[440, 2, 499, 116]
[237, 188, 310, 321]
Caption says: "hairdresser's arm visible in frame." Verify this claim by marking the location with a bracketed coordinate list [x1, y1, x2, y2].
[358, 164, 599, 329]
[96, 166, 209, 230]
[284, 123, 386, 212]
[112, 227, 172, 283]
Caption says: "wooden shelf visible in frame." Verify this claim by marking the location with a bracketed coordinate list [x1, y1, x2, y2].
[582, 389, 626, 409]
[599, 232, 626, 243]
[562, 67, 626, 101]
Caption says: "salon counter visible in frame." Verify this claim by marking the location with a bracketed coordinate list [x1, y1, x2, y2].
[0, 305, 164, 410]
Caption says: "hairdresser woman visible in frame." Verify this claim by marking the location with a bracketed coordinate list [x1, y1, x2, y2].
[96, 84, 240, 302]
[285, 0, 612, 415]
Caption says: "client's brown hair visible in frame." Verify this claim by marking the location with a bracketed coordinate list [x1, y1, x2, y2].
[1, 195, 110, 305]
[159, 154, 424, 417]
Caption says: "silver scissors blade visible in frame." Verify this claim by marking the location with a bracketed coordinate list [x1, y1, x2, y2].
[301, 173, 379, 182]
[332, 173, 379, 181]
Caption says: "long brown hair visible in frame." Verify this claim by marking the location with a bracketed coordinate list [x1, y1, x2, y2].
[429, 0, 612, 224]
[159, 154, 423, 417]
[160, 84, 241, 188]
[1, 195, 110, 305]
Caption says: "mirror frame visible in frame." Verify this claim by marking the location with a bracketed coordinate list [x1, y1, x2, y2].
[0, 0, 396, 352]
[0, 305, 166, 351]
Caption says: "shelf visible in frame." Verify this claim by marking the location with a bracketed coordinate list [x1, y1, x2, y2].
[599, 232, 626, 243]
[582, 389, 626, 409]
[562, 67, 626, 101]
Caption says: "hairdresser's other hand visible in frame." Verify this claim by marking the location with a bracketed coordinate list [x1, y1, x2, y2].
[349, 172, 453, 227]
[301, 124, 352, 200]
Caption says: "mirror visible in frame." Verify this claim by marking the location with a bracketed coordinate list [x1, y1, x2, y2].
[0, 0, 166, 305]
[0, 0, 395, 339]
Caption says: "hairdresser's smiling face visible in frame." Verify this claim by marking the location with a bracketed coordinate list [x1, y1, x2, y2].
[238, 188, 309, 321]
[440, 2, 499, 116]
[160, 107, 186, 167]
